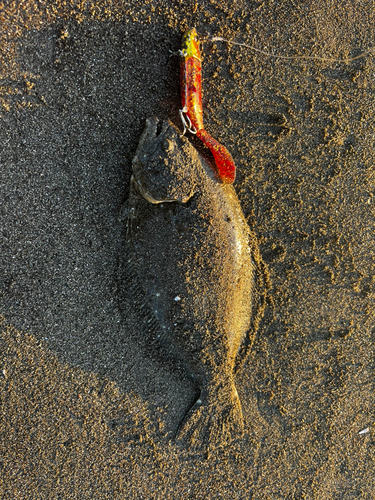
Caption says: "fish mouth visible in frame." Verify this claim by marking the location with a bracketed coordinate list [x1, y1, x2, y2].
[131, 175, 178, 205]
[142, 117, 170, 146]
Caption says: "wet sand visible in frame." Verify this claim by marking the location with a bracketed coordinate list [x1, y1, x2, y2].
[1, 1, 375, 498]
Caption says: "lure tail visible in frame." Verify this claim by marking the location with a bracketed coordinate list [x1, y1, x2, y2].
[175, 376, 244, 451]
[197, 129, 236, 184]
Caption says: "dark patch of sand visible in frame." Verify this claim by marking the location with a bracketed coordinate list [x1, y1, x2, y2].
[1, 1, 375, 498]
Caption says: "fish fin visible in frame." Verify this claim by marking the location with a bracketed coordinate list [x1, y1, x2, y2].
[119, 200, 130, 222]
[118, 240, 196, 382]
[119, 242, 172, 350]
[175, 381, 244, 451]
[234, 233, 270, 374]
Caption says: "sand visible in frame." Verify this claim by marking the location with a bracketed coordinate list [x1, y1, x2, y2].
[1, 1, 374, 498]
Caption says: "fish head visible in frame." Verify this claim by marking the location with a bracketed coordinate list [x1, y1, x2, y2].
[132, 117, 199, 204]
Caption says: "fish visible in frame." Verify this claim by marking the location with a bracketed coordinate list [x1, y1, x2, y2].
[180, 27, 236, 185]
[125, 117, 266, 449]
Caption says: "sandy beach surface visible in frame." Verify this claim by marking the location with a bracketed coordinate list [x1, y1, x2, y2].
[1, 1, 375, 498]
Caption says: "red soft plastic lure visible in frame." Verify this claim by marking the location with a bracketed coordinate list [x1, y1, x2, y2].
[180, 28, 236, 184]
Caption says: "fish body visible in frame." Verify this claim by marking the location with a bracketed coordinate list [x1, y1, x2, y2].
[180, 28, 236, 185]
[127, 118, 264, 448]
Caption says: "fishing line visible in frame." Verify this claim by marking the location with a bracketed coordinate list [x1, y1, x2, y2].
[206, 35, 374, 64]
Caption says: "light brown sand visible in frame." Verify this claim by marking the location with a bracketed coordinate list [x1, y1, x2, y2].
[1, 1, 374, 498]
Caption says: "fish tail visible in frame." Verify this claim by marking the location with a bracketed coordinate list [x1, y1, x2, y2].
[175, 378, 244, 451]
[197, 129, 236, 184]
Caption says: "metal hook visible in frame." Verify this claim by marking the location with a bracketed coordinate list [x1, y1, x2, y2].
[179, 108, 197, 136]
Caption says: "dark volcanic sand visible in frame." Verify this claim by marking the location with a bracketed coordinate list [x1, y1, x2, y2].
[1, 1, 375, 498]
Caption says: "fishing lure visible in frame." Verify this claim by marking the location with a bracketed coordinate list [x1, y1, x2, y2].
[180, 28, 236, 184]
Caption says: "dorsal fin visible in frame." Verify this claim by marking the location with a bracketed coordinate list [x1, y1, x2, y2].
[234, 233, 270, 374]
[118, 236, 197, 384]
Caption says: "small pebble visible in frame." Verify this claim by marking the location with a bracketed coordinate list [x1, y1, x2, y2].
[359, 428, 369, 435]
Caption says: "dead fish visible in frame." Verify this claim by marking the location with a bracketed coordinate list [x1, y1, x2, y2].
[126, 117, 266, 448]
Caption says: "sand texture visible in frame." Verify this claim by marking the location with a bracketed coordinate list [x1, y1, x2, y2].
[1, 1, 375, 498]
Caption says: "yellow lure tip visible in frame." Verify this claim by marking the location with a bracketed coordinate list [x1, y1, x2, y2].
[182, 28, 201, 60]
